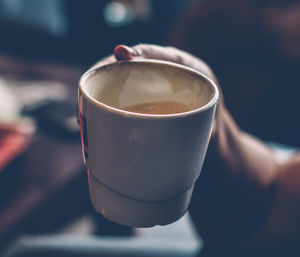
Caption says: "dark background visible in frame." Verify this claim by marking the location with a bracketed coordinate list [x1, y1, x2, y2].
[0, 0, 300, 256]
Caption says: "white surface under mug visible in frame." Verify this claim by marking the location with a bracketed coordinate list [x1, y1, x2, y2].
[78, 60, 219, 227]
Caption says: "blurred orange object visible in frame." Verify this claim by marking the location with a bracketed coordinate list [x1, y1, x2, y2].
[0, 122, 34, 172]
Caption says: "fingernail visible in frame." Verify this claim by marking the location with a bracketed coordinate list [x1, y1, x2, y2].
[114, 45, 137, 60]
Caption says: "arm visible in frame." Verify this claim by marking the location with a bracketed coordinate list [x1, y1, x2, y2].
[190, 105, 278, 251]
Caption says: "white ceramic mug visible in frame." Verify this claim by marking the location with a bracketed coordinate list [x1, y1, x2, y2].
[78, 60, 219, 227]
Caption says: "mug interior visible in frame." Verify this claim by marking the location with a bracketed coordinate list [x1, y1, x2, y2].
[80, 60, 217, 116]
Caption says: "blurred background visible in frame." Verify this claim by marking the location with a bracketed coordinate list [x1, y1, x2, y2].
[0, 0, 300, 256]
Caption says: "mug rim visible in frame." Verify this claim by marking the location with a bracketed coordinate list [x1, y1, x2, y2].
[79, 59, 219, 119]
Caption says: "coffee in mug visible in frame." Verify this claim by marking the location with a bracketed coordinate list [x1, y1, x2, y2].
[78, 60, 218, 227]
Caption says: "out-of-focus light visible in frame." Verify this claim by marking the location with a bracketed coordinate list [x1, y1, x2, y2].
[103, 2, 135, 27]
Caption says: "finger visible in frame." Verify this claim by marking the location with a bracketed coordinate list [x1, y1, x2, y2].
[131, 44, 183, 62]
[114, 44, 181, 62]
[115, 44, 216, 81]
[114, 45, 138, 60]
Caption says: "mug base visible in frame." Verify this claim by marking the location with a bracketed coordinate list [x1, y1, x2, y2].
[87, 170, 194, 227]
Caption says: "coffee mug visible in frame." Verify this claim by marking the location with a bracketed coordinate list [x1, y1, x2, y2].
[78, 60, 219, 227]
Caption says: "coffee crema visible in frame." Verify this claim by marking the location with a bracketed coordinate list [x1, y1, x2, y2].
[123, 101, 192, 115]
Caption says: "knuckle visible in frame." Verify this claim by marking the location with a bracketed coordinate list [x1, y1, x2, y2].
[132, 43, 147, 56]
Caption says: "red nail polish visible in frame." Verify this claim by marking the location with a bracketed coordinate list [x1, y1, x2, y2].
[114, 45, 136, 60]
